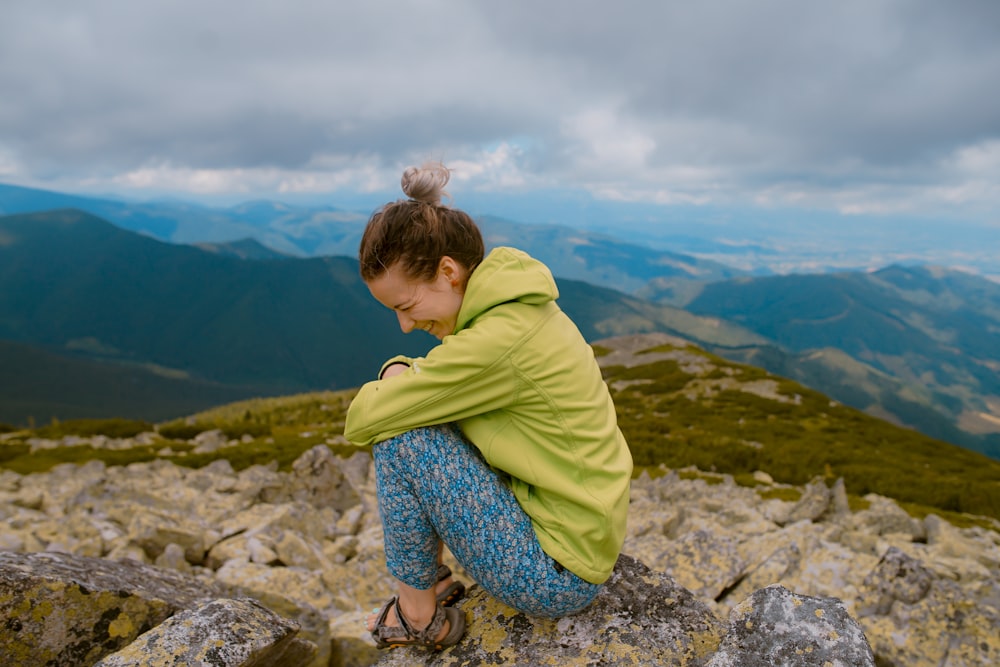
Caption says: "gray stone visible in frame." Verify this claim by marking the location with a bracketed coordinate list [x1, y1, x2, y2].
[829, 477, 851, 518]
[374, 554, 726, 666]
[707, 585, 875, 667]
[93, 597, 316, 667]
[659, 530, 746, 600]
[780, 476, 831, 525]
[856, 546, 933, 617]
[191, 429, 229, 453]
[0, 550, 223, 667]
[290, 444, 362, 511]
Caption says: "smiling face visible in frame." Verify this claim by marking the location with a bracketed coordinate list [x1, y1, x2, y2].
[366, 257, 467, 340]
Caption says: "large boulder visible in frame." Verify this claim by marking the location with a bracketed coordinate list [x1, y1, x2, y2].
[374, 554, 726, 666]
[93, 597, 316, 667]
[854, 546, 1000, 666]
[706, 585, 875, 666]
[0, 551, 223, 666]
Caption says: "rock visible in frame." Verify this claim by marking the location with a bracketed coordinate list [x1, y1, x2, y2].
[233, 462, 287, 503]
[2, 436, 997, 667]
[127, 509, 208, 564]
[851, 495, 924, 540]
[153, 542, 192, 572]
[273, 529, 332, 570]
[374, 554, 726, 666]
[853, 546, 1000, 666]
[779, 476, 831, 525]
[213, 560, 334, 666]
[856, 546, 933, 617]
[925, 513, 1000, 570]
[0, 551, 224, 667]
[723, 542, 801, 606]
[290, 444, 362, 511]
[706, 585, 875, 667]
[658, 530, 746, 601]
[829, 477, 851, 518]
[329, 610, 383, 667]
[93, 597, 316, 667]
[191, 429, 229, 453]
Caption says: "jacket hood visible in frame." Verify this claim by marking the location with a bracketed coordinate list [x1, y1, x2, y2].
[454, 247, 558, 332]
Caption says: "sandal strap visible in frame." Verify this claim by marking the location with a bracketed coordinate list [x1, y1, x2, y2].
[371, 596, 449, 648]
[372, 597, 408, 645]
[398, 599, 447, 644]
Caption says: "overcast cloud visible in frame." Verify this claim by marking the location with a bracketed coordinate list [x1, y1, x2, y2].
[1, 0, 999, 224]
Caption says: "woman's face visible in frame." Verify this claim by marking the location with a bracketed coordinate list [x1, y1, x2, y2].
[366, 257, 466, 340]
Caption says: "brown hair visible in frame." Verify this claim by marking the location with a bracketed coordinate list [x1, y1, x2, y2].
[359, 162, 485, 284]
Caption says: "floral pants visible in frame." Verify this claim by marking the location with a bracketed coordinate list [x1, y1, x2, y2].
[373, 424, 600, 617]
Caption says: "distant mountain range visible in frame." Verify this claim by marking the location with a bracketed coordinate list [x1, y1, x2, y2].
[0, 182, 746, 289]
[2, 190, 999, 459]
[0, 209, 758, 427]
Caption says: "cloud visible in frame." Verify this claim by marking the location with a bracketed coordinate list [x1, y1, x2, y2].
[1, 0, 999, 222]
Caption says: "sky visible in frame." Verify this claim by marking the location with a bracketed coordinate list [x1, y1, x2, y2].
[2, 0, 1000, 231]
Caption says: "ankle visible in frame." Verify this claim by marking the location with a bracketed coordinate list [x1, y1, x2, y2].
[397, 597, 436, 630]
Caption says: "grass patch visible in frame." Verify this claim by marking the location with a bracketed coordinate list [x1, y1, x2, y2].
[897, 500, 1000, 533]
[848, 495, 872, 513]
[0, 442, 186, 475]
[757, 487, 803, 502]
[33, 418, 154, 439]
[173, 429, 365, 473]
[677, 468, 727, 485]
[732, 472, 768, 488]
[591, 344, 612, 358]
[0, 390, 361, 475]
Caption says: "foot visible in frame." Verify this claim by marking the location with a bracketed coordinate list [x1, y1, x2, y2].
[365, 577, 457, 633]
[369, 596, 465, 649]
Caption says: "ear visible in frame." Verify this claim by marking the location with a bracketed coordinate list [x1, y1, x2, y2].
[437, 256, 465, 288]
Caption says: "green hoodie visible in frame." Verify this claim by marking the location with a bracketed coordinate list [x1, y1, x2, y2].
[344, 246, 632, 584]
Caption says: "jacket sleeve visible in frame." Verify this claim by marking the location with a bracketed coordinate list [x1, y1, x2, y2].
[343, 308, 529, 446]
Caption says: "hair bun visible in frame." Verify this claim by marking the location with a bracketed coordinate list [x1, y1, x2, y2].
[401, 161, 451, 205]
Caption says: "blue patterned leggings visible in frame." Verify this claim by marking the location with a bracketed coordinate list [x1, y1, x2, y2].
[373, 425, 600, 618]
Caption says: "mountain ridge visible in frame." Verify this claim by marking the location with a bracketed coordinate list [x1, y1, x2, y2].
[2, 207, 998, 458]
[671, 266, 1000, 457]
[0, 209, 756, 427]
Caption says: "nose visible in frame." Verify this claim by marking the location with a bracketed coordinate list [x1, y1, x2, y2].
[396, 311, 416, 333]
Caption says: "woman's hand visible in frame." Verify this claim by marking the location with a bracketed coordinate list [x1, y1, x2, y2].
[381, 363, 409, 379]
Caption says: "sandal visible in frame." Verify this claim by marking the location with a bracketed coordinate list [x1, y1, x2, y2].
[371, 596, 466, 650]
[435, 564, 466, 607]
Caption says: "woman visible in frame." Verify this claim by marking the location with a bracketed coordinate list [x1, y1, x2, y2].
[344, 162, 632, 650]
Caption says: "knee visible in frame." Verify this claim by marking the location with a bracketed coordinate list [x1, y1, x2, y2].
[373, 425, 461, 459]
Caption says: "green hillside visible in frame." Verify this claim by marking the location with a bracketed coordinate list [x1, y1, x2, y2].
[674, 267, 1000, 457]
[0, 339, 262, 425]
[0, 209, 433, 395]
[594, 336, 1000, 521]
[710, 344, 1000, 459]
[557, 279, 767, 348]
[3, 336, 997, 527]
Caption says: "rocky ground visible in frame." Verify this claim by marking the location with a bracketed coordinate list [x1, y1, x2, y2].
[1, 435, 999, 665]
